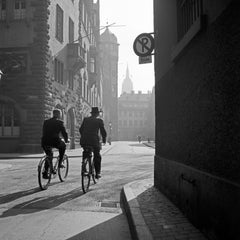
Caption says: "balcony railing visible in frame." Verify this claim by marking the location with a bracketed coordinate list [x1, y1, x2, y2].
[177, 0, 203, 41]
[67, 43, 85, 70]
[171, 0, 203, 61]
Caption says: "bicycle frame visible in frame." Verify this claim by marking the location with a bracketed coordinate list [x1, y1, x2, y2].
[81, 146, 97, 193]
[38, 152, 69, 190]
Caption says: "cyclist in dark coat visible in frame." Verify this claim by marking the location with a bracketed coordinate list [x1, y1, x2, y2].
[79, 107, 107, 178]
[41, 109, 68, 178]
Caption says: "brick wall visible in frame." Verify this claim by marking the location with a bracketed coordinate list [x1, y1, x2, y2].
[18, 0, 50, 152]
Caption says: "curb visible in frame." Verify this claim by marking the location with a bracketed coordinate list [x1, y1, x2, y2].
[142, 142, 155, 149]
[121, 181, 153, 240]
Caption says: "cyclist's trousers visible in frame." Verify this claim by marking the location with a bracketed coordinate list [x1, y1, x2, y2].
[42, 140, 66, 166]
[83, 146, 101, 174]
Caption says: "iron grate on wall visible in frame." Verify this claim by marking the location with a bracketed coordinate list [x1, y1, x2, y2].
[98, 201, 120, 208]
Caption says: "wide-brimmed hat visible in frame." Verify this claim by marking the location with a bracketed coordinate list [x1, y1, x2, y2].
[91, 107, 100, 114]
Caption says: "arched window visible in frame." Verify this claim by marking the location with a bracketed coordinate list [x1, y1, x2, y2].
[0, 102, 20, 137]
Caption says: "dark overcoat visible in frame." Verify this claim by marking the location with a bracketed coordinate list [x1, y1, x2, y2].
[41, 117, 68, 147]
[79, 116, 107, 147]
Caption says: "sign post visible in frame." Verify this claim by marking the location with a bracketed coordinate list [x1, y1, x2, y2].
[133, 33, 154, 56]
[139, 55, 152, 64]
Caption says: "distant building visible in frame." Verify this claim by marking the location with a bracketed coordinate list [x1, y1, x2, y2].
[121, 65, 133, 94]
[118, 91, 153, 141]
[0, 0, 102, 152]
[100, 28, 119, 141]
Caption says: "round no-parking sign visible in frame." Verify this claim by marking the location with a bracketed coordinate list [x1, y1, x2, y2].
[133, 33, 154, 57]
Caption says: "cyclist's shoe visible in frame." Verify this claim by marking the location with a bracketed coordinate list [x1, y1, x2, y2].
[51, 169, 57, 174]
[59, 163, 65, 168]
[42, 171, 49, 179]
[96, 173, 101, 179]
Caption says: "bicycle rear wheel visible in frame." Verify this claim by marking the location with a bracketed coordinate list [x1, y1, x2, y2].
[38, 157, 51, 190]
[58, 154, 69, 182]
[91, 160, 97, 184]
[81, 157, 90, 193]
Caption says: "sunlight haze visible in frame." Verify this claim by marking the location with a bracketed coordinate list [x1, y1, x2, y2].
[100, 0, 154, 96]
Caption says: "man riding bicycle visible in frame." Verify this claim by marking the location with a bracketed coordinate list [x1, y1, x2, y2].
[41, 109, 69, 179]
[79, 107, 107, 179]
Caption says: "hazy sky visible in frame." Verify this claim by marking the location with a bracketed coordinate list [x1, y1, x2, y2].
[99, 0, 154, 96]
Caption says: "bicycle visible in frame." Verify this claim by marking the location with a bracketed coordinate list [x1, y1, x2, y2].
[38, 151, 69, 190]
[81, 146, 98, 193]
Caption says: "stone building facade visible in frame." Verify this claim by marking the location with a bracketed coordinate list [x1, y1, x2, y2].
[154, 0, 240, 239]
[0, 0, 102, 153]
[118, 90, 154, 141]
[100, 28, 119, 141]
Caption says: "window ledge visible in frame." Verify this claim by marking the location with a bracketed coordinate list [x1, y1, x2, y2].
[0, 136, 20, 139]
[171, 16, 203, 62]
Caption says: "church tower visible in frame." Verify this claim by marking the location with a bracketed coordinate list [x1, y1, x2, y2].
[100, 27, 119, 141]
[122, 65, 133, 94]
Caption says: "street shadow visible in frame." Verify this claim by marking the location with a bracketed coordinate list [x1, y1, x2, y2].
[65, 213, 131, 240]
[0, 188, 83, 218]
[0, 187, 41, 204]
[129, 143, 144, 147]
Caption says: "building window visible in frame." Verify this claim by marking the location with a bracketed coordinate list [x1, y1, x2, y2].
[0, 103, 20, 137]
[177, 0, 202, 41]
[93, 13, 97, 27]
[90, 57, 95, 73]
[134, 120, 138, 127]
[14, 0, 26, 20]
[0, 0, 6, 20]
[69, 17, 74, 43]
[69, 70, 74, 90]
[0, 53, 28, 74]
[54, 58, 64, 84]
[56, 4, 63, 43]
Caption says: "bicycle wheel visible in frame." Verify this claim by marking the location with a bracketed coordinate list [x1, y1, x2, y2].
[38, 156, 51, 190]
[91, 160, 97, 184]
[58, 154, 69, 182]
[81, 157, 90, 193]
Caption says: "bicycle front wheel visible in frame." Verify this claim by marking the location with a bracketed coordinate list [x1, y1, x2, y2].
[38, 157, 51, 190]
[58, 154, 69, 182]
[81, 157, 90, 193]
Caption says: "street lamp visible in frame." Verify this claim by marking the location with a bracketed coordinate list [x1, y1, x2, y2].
[108, 121, 112, 145]
[0, 69, 3, 84]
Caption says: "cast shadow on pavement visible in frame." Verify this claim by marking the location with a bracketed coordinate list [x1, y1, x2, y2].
[129, 143, 144, 147]
[65, 213, 131, 240]
[0, 188, 83, 218]
[0, 187, 41, 204]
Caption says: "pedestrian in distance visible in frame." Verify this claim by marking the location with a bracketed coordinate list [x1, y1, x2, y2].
[79, 107, 107, 179]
